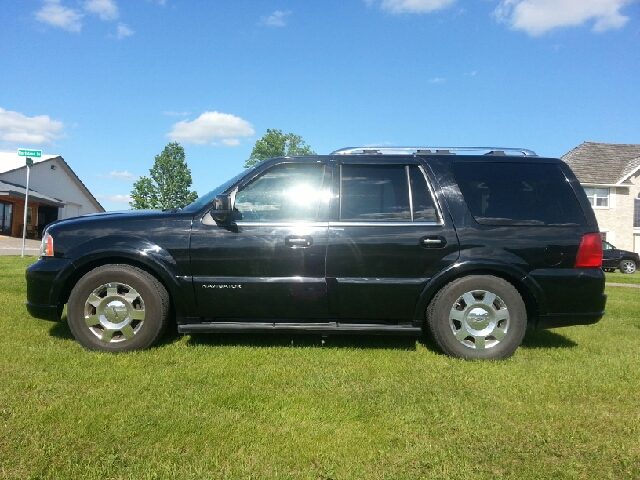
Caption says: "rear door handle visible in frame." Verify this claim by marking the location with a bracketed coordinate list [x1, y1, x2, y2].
[420, 236, 447, 248]
[285, 235, 313, 248]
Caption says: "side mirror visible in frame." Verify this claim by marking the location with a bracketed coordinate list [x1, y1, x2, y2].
[209, 194, 234, 222]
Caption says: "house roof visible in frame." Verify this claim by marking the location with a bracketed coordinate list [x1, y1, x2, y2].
[0, 179, 65, 207]
[562, 142, 640, 185]
[0, 154, 104, 212]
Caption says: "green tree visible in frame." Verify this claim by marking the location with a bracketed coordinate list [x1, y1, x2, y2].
[244, 129, 316, 168]
[130, 142, 198, 210]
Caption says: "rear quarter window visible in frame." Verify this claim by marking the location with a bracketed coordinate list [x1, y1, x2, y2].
[450, 162, 587, 226]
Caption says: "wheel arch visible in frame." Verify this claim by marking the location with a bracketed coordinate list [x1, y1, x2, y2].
[414, 260, 546, 327]
[55, 240, 195, 319]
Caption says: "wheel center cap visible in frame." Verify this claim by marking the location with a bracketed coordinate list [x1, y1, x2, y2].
[103, 300, 128, 326]
[467, 307, 491, 329]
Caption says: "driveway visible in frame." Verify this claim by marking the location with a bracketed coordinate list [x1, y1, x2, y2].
[0, 235, 41, 256]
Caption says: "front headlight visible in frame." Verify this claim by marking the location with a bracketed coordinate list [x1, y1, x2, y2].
[40, 232, 54, 257]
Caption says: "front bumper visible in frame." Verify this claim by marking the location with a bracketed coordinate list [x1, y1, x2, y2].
[25, 257, 73, 321]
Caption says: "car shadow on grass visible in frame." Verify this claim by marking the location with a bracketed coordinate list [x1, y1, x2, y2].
[186, 332, 424, 351]
[48, 317, 577, 353]
[520, 328, 578, 349]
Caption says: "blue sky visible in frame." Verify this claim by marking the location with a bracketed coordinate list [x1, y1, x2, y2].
[1, 0, 639, 211]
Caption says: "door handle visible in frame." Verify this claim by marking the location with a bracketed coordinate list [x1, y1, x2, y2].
[420, 236, 447, 248]
[285, 235, 313, 248]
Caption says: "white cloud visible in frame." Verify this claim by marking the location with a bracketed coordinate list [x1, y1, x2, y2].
[35, 0, 83, 32]
[96, 171, 138, 180]
[493, 0, 636, 35]
[260, 10, 291, 27]
[114, 23, 134, 38]
[95, 194, 132, 204]
[366, 0, 457, 14]
[167, 111, 255, 145]
[0, 108, 64, 145]
[84, 0, 119, 20]
[430, 77, 446, 83]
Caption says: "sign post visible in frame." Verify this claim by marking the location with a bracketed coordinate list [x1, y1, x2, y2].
[18, 149, 41, 257]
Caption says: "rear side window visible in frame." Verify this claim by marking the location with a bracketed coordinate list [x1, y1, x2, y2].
[340, 164, 439, 222]
[450, 162, 587, 226]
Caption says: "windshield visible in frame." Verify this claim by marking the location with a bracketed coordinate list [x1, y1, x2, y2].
[182, 166, 256, 213]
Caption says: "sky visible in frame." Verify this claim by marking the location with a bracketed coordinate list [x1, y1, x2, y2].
[1, 0, 639, 211]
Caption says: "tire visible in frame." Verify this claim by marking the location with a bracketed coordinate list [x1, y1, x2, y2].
[619, 260, 636, 274]
[427, 276, 527, 360]
[67, 265, 170, 352]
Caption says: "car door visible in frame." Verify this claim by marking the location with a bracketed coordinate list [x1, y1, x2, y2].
[326, 157, 459, 322]
[190, 159, 331, 320]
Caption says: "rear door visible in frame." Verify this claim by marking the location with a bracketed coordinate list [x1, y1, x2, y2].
[326, 157, 460, 322]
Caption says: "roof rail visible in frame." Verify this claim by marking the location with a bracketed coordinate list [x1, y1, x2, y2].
[330, 147, 538, 156]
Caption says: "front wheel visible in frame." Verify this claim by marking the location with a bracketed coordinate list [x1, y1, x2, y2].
[67, 265, 170, 352]
[619, 260, 636, 274]
[427, 276, 527, 360]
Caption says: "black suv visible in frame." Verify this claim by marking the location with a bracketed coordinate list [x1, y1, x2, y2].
[602, 241, 638, 274]
[26, 147, 607, 359]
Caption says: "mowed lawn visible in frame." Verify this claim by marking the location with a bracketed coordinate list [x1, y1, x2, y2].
[1, 257, 638, 480]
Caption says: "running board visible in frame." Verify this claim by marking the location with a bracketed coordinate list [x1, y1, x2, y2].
[177, 322, 422, 336]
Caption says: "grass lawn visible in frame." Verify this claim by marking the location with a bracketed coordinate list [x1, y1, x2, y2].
[1, 256, 639, 479]
[605, 270, 640, 285]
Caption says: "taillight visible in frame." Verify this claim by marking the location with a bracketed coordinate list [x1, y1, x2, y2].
[40, 232, 54, 257]
[575, 233, 602, 268]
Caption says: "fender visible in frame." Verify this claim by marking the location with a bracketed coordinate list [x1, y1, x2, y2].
[53, 235, 198, 319]
[413, 258, 548, 323]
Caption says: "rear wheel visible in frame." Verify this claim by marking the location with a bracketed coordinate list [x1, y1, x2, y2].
[619, 259, 636, 274]
[67, 265, 170, 352]
[427, 276, 527, 360]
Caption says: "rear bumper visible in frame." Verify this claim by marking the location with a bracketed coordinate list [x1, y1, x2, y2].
[536, 303, 606, 329]
[529, 267, 606, 328]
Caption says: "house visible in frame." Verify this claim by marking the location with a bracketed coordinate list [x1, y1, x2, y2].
[0, 153, 104, 238]
[562, 142, 640, 253]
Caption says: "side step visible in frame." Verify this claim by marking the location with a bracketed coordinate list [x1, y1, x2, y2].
[177, 322, 422, 336]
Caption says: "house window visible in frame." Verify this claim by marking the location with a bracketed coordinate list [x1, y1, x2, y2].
[634, 194, 640, 228]
[584, 187, 609, 208]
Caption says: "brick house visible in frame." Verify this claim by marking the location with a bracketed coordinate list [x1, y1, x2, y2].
[562, 142, 640, 253]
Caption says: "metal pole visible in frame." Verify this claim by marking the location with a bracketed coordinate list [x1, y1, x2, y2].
[21, 160, 32, 258]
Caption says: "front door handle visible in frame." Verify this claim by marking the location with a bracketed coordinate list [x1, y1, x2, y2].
[420, 236, 447, 248]
[285, 235, 313, 248]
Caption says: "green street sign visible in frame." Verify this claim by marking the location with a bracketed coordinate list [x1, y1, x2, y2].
[18, 149, 42, 158]
[26, 158, 34, 167]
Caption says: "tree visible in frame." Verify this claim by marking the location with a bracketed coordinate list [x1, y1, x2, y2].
[244, 129, 316, 168]
[130, 142, 198, 210]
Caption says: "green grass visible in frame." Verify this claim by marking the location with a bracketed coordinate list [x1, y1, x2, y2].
[605, 270, 640, 285]
[1, 256, 639, 479]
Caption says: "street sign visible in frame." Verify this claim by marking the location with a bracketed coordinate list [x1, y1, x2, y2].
[18, 149, 42, 158]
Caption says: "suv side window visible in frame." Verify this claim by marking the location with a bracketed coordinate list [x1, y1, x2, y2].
[340, 164, 439, 222]
[451, 162, 587, 226]
[234, 163, 326, 222]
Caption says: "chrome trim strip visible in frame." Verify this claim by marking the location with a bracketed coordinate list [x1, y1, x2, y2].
[329, 221, 441, 227]
[406, 165, 414, 222]
[336, 277, 429, 285]
[235, 221, 330, 227]
[193, 276, 326, 283]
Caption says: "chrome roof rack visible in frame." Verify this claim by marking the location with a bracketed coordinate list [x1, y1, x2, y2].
[330, 147, 538, 156]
